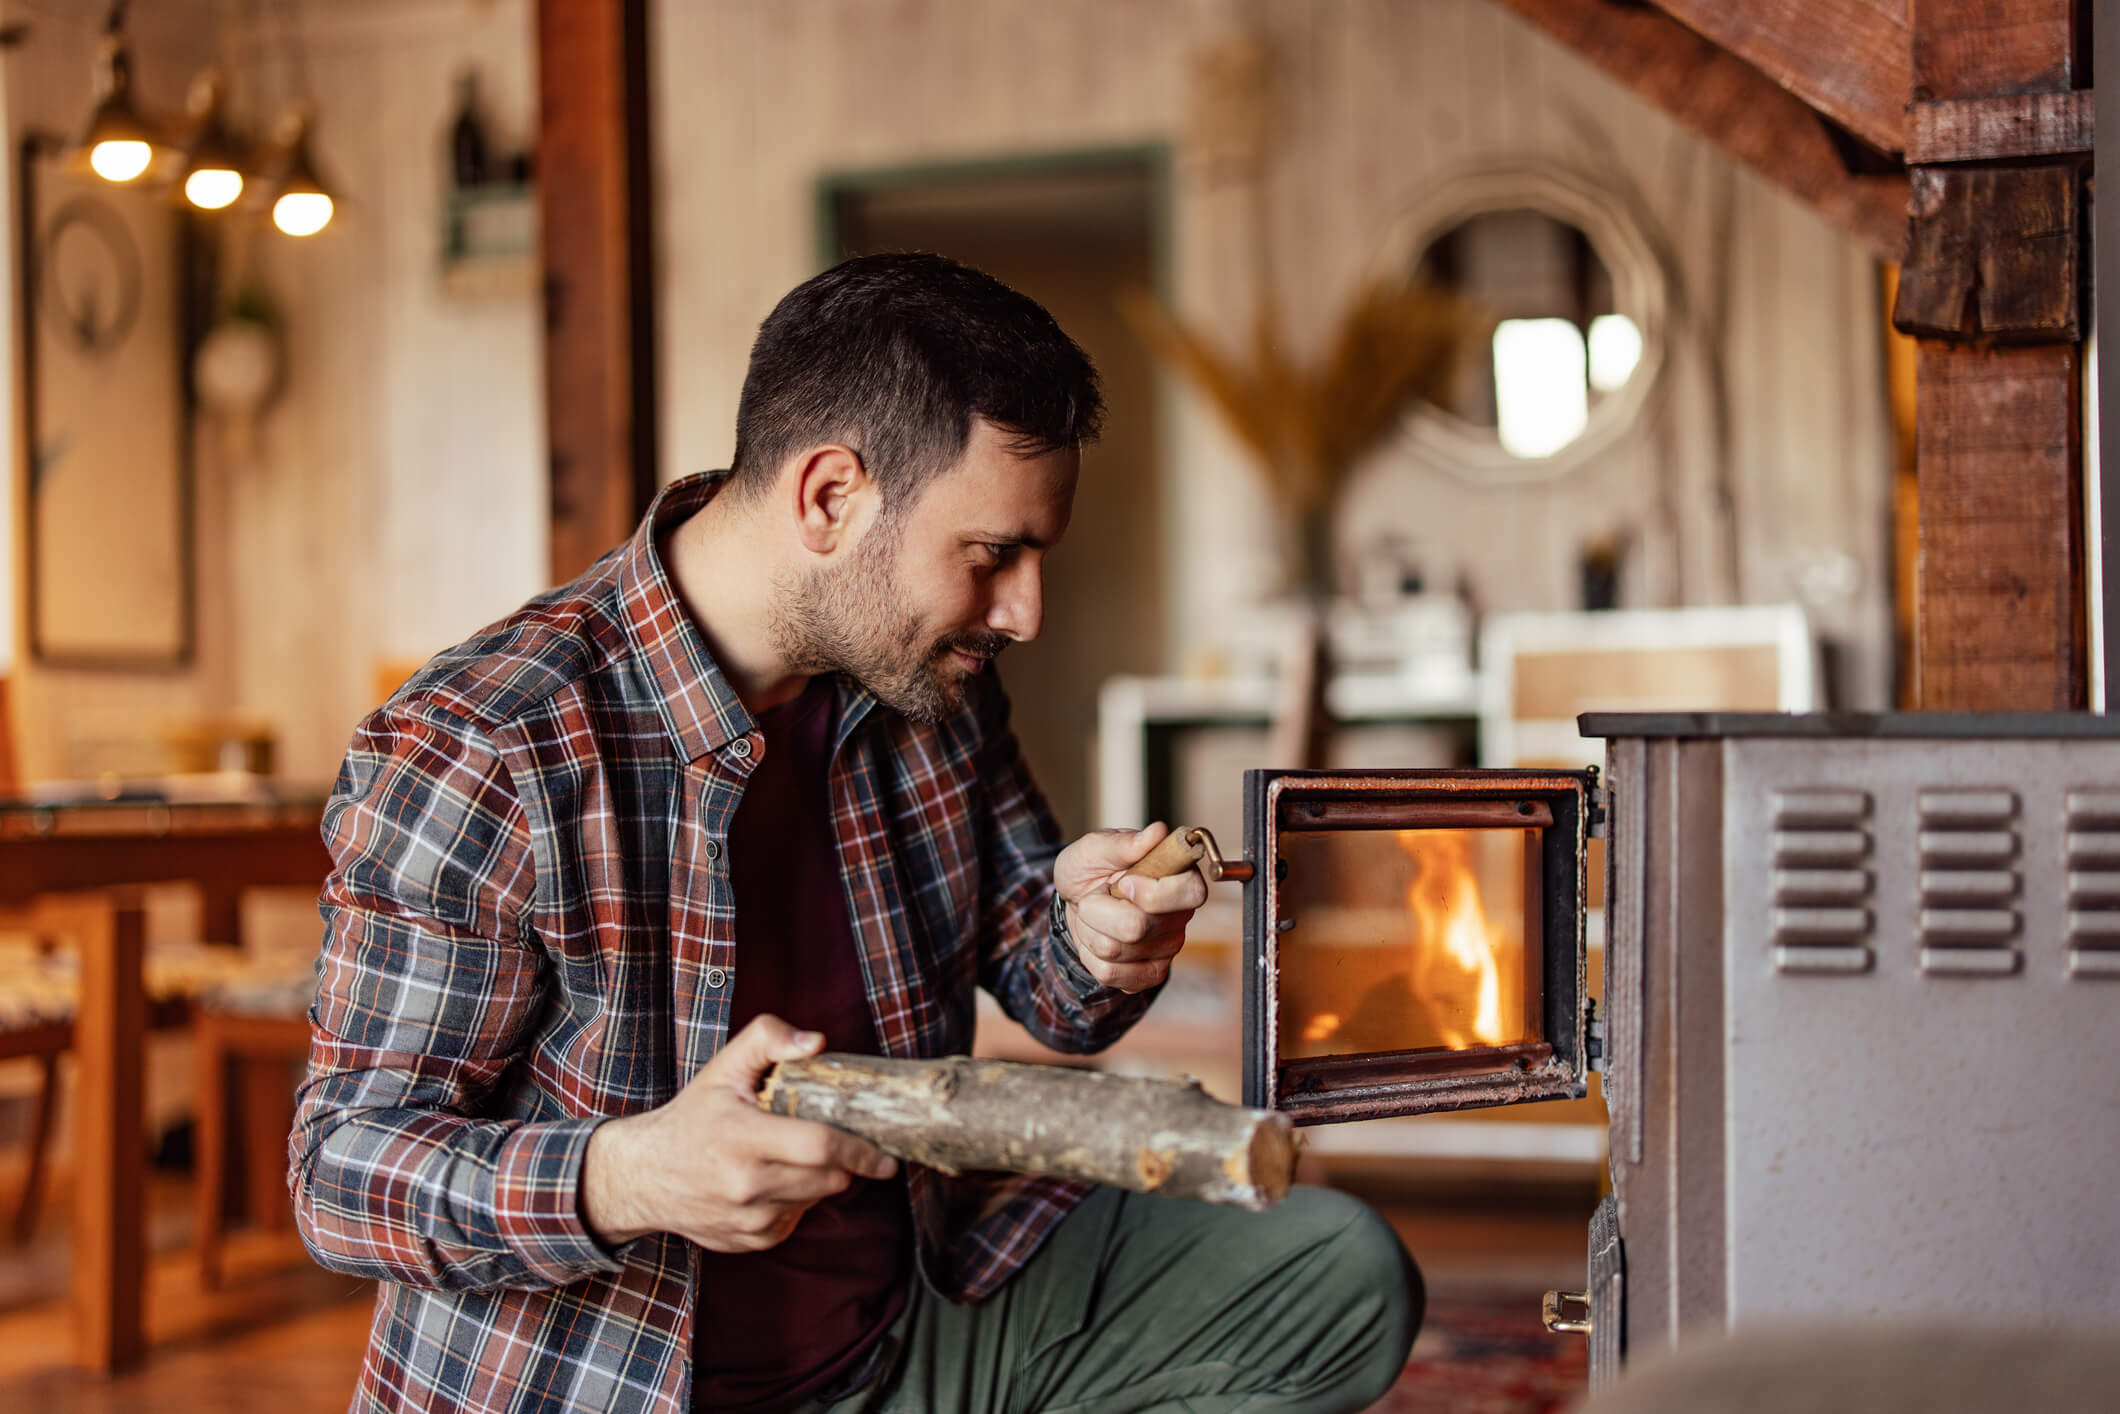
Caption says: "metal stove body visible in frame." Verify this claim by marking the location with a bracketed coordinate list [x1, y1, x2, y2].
[1239, 714, 2120, 1385]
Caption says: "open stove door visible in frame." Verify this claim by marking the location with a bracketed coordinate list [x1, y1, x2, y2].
[1241, 768, 1596, 1124]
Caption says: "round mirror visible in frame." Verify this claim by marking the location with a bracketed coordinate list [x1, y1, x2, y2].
[1382, 161, 1670, 483]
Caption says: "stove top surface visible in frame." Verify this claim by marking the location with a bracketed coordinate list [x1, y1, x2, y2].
[1579, 710, 2120, 739]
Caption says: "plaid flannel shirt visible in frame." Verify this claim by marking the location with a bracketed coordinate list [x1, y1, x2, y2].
[291, 471, 1156, 1414]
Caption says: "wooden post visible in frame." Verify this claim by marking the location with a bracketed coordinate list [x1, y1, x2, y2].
[1489, 0, 1909, 260]
[1895, 1, 2089, 709]
[538, 0, 658, 585]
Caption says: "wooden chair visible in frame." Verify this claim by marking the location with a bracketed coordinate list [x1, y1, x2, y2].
[192, 997, 313, 1288]
[1, 918, 233, 1244]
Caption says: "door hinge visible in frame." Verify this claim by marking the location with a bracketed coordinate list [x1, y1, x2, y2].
[1586, 783, 1610, 839]
[1584, 997, 1606, 1074]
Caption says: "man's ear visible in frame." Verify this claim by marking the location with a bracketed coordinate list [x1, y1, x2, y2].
[788, 444, 873, 555]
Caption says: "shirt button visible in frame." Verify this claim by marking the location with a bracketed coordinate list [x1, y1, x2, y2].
[703, 839, 721, 861]
[704, 967, 728, 989]
[729, 736, 754, 759]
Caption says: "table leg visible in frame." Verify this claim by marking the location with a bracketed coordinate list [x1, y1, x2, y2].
[69, 891, 148, 1374]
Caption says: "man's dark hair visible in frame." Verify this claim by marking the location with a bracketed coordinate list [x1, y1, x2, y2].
[729, 253, 1103, 509]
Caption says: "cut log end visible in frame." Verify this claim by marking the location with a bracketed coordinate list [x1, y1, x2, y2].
[1238, 1114, 1300, 1209]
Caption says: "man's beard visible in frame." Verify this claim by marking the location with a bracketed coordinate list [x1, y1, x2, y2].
[769, 521, 1009, 723]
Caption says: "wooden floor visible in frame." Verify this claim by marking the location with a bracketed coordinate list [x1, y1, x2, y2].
[0, 1161, 1595, 1411]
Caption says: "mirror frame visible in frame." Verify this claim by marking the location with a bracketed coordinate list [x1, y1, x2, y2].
[1378, 158, 1675, 486]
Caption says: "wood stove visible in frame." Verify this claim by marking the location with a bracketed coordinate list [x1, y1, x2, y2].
[1233, 713, 2120, 1385]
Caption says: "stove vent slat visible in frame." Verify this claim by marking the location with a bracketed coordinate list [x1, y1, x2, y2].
[1773, 906, 1872, 943]
[1772, 831, 1868, 867]
[1915, 831, 2018, 867]
[1773, 789, 1869, 829]
[1775, 868, 1871, 905]
[1915, 789, 2017, 827]
[2064, 790, 2120, 978]
[1918, 908, 2019, 945]
[2064, 789, 2120, 828]
[1772, 944, 1874, 974]
[1918, 869, 2016, 903]
[1770, 790, 1873, 974]
[1919, 946, 2022, 976]
[1914, 789, 2022, 977]
[2069, 950, 2120, 978]
[2062, 832, 2120, 868]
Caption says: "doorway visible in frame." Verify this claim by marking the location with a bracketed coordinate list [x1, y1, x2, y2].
[823, 150, 1169, 836]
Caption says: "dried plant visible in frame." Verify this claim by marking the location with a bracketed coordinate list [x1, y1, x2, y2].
[1124, 279, 1488, 594]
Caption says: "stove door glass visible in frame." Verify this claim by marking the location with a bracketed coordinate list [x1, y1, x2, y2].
[1275, 824, 1543, 1059]
[1243, 770, 1592, 1125]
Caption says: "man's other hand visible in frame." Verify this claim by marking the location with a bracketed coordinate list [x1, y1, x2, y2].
[1054, 822, 1208, 994]
[580, 1015, 898, 1251]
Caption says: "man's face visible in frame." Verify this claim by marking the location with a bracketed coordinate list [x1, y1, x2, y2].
[774, 418, 1078, 722]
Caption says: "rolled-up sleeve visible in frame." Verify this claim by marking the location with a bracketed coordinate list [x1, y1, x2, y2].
[289, 702, 624, 1292]
[969, 679, 1158, 1052]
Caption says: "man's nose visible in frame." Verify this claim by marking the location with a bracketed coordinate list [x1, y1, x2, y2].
[987, 562, 1044, 643]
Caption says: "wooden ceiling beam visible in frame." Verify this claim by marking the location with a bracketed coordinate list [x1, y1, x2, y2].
[538, 0, 659, 585]
[1650, 0, 1910, 155]
[1491, 0, 1908, 260]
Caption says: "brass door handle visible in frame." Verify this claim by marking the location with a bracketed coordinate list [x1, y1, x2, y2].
[1542, 1289, 1591, 1335]
[1114, 826, 1256, 896]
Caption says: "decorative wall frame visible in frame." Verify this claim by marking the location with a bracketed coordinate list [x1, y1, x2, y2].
[1374, 158, 1678, 486]
[20, 131, 203, 668]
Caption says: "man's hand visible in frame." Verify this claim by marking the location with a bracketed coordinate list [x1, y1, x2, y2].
[580, 1015, 898, 1252]
[1054, 822, 1209, 994]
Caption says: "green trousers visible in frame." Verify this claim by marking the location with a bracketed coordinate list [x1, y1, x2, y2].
[818, 1184, 1422, 1414]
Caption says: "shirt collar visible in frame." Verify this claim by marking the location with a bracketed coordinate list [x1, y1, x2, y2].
[616, 471, 757, 763]
[618, 471, 884, 764]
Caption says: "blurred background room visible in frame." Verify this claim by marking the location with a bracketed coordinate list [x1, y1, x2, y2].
[1, 0, 2091, 1410]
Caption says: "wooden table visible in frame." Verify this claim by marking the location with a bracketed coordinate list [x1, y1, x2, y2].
[2, 800, 332, 1373]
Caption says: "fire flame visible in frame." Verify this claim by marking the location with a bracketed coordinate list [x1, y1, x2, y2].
[1399, 831, 1508, 1048]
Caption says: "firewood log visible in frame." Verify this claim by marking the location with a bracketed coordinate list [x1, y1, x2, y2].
[760, 1053, 1298, 1211]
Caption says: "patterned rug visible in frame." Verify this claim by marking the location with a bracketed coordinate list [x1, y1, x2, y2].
[1371, 1290, 1589, 1414]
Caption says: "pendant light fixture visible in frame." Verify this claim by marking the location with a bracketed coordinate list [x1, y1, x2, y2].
[64, 0, 339, 239]
[176, 69, 248, 210]
[266, 104, 334, 237]
[71, 4, 174, 183]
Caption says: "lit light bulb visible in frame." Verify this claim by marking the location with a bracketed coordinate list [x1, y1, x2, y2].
[89, 139, 152, 182]
[273, 191, 333, 237]
[185, 167, 244, 210]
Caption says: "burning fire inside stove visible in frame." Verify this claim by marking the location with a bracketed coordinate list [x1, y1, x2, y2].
[1279, 826, 1539, 1060]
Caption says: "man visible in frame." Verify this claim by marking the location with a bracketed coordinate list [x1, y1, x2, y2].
[293, 253, 1420, 1413]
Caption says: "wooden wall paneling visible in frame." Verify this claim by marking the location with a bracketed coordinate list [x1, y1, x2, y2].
[1649, 0, 1911, 154]
[538, 0, 658, 584]
[1901, 0, 2087, 709]
[1490, 0, 1909, 259]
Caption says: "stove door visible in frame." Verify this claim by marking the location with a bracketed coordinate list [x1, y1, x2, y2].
[1241, 768, 1594, 1123]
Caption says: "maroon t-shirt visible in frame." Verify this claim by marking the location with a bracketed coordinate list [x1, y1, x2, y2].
[692, 678, 913, 1411]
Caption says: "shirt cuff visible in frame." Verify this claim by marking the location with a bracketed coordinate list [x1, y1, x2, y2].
[495, 1115, 632, 1283]
[1048, 890, 1159, 1007]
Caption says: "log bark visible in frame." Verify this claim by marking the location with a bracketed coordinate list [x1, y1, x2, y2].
[761, 1053, 1298, 1211]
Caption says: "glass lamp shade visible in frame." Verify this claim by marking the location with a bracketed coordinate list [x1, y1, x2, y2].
[273, 190, 333, 236]
[184, 167, 244, 209]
